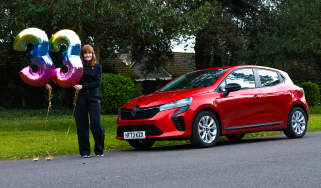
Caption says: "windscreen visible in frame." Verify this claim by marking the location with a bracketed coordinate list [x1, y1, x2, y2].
[160, 69, 228, 92]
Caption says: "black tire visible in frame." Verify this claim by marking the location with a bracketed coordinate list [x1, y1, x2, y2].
[128, 139, 155, 150]
[284, 106, 308, 138]
[226, 133, 245, 142]
[191, 111, 220, 147]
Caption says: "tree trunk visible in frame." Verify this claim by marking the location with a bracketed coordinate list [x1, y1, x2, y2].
[195, 31, 223, 69]
[94, 41, 101, 64]
[195, 32, 211, 70]
[213, 54, 222, 67]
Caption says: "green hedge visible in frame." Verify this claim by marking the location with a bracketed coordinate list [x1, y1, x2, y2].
[99, 74, 141, 114]
[298, 82, 320, 106]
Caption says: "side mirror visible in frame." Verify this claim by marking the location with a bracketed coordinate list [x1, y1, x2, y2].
[224, 83, 241, 96]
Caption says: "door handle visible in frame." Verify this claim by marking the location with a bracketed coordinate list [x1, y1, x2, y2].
[253, 95, 260, 100]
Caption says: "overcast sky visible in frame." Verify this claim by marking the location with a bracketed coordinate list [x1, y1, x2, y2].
[171, 37, 195, 53]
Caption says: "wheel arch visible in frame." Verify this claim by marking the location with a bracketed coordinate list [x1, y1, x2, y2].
[192, 107, 222, 135]
[289, 103, 309, 121]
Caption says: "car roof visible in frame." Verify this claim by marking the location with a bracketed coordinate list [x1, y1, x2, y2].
[200, 65, 284, 73]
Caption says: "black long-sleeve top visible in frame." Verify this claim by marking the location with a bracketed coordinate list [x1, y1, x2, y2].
[79, 64, 102, 98]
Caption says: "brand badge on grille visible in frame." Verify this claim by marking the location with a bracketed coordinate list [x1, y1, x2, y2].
[131, 106, 139, 117]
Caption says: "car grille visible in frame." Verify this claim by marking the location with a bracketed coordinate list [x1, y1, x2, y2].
[117, 125, 163, 137]
[120, 106, 160, 120]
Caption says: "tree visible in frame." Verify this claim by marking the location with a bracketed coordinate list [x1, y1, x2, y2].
[0, 0, 216, 108]
[251, 0, 321, 66]
[250, 0, 321, 82]
[194, 0, 267, 69]
[194, 0, 321, 78]
[1, 0, 216, 64]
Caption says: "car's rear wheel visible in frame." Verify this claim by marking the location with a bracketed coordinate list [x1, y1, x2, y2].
[191, 111, 220, 147]
[226, 133, 245, 142]
[128, 139, 155, 150]
[284, 106, 307, 138]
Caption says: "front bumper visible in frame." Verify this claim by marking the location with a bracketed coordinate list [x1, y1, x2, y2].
[116, 107, 192, 140]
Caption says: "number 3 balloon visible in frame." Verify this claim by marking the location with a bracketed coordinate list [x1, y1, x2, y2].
[13, 28, 55, 87]
[50, 30, 83, 88]
[13, 28, 83, 88]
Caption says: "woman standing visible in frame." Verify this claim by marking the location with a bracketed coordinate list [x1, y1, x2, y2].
[73, 44, 105, 158]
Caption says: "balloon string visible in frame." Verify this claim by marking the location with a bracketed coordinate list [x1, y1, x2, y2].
[40, 88, 52, 161]
[72, 90, 79, 117]
[45, 88, 52, 124]
[66, 90, 79, 135]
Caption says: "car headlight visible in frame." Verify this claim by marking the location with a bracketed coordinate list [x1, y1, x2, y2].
[160, 97, 193, 111]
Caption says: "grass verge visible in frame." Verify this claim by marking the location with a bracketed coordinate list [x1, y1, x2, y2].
[0, 106, 320, 160]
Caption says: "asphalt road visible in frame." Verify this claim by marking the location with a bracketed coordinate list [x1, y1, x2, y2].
[1, 132, 321, 188]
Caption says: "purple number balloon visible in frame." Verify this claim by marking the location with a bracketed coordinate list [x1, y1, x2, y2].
[13, 28, 55, 87]
[50, 30, 83, 88]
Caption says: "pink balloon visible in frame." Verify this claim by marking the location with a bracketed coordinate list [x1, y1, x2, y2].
[52, 51, 83, 88]
[50, 30, 83, 88]
[20, 55, 54, 87]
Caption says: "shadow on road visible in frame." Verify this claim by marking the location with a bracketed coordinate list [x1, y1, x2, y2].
[120, 135, 289, 152]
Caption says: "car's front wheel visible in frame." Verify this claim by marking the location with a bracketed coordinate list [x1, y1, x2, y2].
[284, 106, 307, 138]
[128, 139, 155, 150]
[191, 111, 220, 147]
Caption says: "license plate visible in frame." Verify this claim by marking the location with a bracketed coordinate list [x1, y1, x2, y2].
[124, 131, 146, 139]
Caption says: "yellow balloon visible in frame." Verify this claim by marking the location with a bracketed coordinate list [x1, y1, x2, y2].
[50, 29, 81, 52]
[13, 28, 48, 51]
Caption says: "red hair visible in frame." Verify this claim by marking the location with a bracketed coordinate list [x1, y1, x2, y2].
[80, 44, 98, 66]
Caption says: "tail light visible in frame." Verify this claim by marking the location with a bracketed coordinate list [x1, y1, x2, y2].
[299, 87, 305, 97]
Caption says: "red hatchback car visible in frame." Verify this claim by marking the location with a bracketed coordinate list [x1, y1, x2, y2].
[116, 65, 309, 149]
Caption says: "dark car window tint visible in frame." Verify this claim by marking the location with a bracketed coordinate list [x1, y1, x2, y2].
[160, 69, 228, 92]
[225, 68, 255, 89]
[257, 69, 280, 87]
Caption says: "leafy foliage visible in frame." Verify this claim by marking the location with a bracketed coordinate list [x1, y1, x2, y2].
[1, 0, 320, 109]
[99, 74, 141, 114]
[1, 0, 215, 63]
[298, 82, 321, 107]
[195, 0, 267, 69]
[250, 0, 321, 69]
[0, 0, 215, 108]
[195, 0, 321, 79]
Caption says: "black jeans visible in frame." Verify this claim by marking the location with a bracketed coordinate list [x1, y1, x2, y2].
[74, 90, 105, 156]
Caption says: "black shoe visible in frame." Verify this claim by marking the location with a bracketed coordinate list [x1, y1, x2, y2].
[81, 155, 91, 158]
[95, 154, 104, 157]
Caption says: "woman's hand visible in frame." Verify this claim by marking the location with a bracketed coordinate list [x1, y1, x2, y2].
[45, 83, 52, 91]
[73, 84, 83, 91]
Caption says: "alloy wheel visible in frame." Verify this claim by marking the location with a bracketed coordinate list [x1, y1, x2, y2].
[198, 115, 217, 144]
[291, 111, 306, 135]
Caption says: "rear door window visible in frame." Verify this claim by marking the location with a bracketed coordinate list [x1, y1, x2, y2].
[257, 69, 281, 87]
